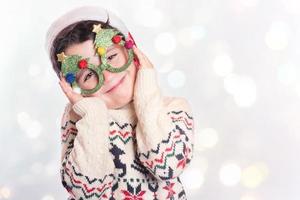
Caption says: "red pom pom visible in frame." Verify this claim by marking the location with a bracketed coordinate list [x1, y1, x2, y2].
[112, 35, 122, 44]
[78, 59, 88, 69]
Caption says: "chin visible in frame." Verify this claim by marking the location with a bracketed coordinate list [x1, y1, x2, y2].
[107, 98, 131, 109]
[102, 88, 132, 109]
[117, 92, 133, 106]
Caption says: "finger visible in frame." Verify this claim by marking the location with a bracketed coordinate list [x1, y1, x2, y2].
[133, 46, 154, 68]
[60, 73, 73, 87]
[60, 72, 68, 84]
[59, 77, 73, 95]
[59, 72, 64, 81]
[59, 80, 69, 95]
[59, 76, 67, 89]
[59, 73, 72, 90]
[58, 75, 82, 105]
[137, 47, 152, 65]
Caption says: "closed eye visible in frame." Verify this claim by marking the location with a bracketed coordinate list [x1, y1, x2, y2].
[107, 53, 117, 61]
[84, 72, 94, 82]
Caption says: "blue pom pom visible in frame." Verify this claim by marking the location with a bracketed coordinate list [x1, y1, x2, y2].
[65, 73, 76, 84]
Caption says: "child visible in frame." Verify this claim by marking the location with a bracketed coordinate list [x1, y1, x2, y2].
[45, 6, 195, 200]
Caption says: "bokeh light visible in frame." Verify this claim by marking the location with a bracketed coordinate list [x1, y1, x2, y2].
[133, 6, 163, 28]
[177, 26, 207, 47]
[282, 0, 300, 15]
[157, 59, 174, 74]
[223, 74, 257, 107]
[167, 70, 186, 88]
[265, 21, 291, 51]
[154, 32, 177, 55]
[240, 194, 259, 200]
[17, 112, 43, 139]
[2, 0, 300, 199]
[181, 168, 205, 190]
[41, 194, 56, 200]
[196, 128, 219, 150]
[0, 186, 12, 199]
[219, 162, 242, 186]
[241, 162, 269, 189]
[277, 62, 300, 85]
[213, 54, 234, 77]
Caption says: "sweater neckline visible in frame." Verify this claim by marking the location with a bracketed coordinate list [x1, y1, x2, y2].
[107, 100, 137, 122]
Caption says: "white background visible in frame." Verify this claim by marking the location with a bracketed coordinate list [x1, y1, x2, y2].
[0, 0, 300, 199]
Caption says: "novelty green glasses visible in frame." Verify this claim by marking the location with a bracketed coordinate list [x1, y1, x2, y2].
[57, 24, 134, 95]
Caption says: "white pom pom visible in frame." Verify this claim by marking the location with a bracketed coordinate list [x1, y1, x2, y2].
[72, 86, 81, 94]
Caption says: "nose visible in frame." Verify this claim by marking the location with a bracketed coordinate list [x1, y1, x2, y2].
[102, 70, 115, 85]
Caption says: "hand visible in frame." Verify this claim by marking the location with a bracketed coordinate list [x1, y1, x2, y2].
[132, 46, 154, 69]
[59, 72, 84, 105]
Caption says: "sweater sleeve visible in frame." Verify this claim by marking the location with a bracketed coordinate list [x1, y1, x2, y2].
[60, 97, 115, 199]
[133, 68, 195, 181]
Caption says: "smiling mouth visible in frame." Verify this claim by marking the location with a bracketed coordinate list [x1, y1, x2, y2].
[105, 75, 126, 93]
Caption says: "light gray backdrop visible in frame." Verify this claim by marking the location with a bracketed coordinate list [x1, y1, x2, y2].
[1, 0, 299, 199]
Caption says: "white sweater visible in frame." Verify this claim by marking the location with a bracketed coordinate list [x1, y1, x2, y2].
[60, 68, 195, 199]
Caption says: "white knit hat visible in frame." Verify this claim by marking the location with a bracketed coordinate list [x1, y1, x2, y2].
[44, 5, 130, 57]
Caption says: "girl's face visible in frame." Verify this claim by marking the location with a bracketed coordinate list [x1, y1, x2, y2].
[64, 39, 137, 109]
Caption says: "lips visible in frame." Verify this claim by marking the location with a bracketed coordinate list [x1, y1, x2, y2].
[105, 75, 126, 93]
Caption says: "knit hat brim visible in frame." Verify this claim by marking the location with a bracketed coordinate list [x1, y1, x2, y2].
[44, 6, 129, 57]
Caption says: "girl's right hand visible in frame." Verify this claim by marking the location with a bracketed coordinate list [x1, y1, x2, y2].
[59, 72, 84, 105]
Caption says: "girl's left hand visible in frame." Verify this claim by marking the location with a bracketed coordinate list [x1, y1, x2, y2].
[132, 46, 154, 69]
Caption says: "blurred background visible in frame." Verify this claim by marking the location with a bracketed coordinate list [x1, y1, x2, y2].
[1, 0, 300, 199]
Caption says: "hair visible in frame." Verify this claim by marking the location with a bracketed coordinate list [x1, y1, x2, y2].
[50, 19, 122, 79]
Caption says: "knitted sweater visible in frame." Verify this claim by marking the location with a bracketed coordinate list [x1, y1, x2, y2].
[60, 68, 195, 200]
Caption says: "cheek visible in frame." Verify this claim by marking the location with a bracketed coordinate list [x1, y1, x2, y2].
[117, 48, 129, 65]
[118, 54, 127, 66]
[121, 64, 136, 89]
[128, 62, 137, 81]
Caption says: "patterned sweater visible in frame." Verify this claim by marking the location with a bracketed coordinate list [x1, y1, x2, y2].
[60, 68, 195, 200]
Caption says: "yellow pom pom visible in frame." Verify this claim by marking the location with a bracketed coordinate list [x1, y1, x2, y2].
[97, 47, 106, 56]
